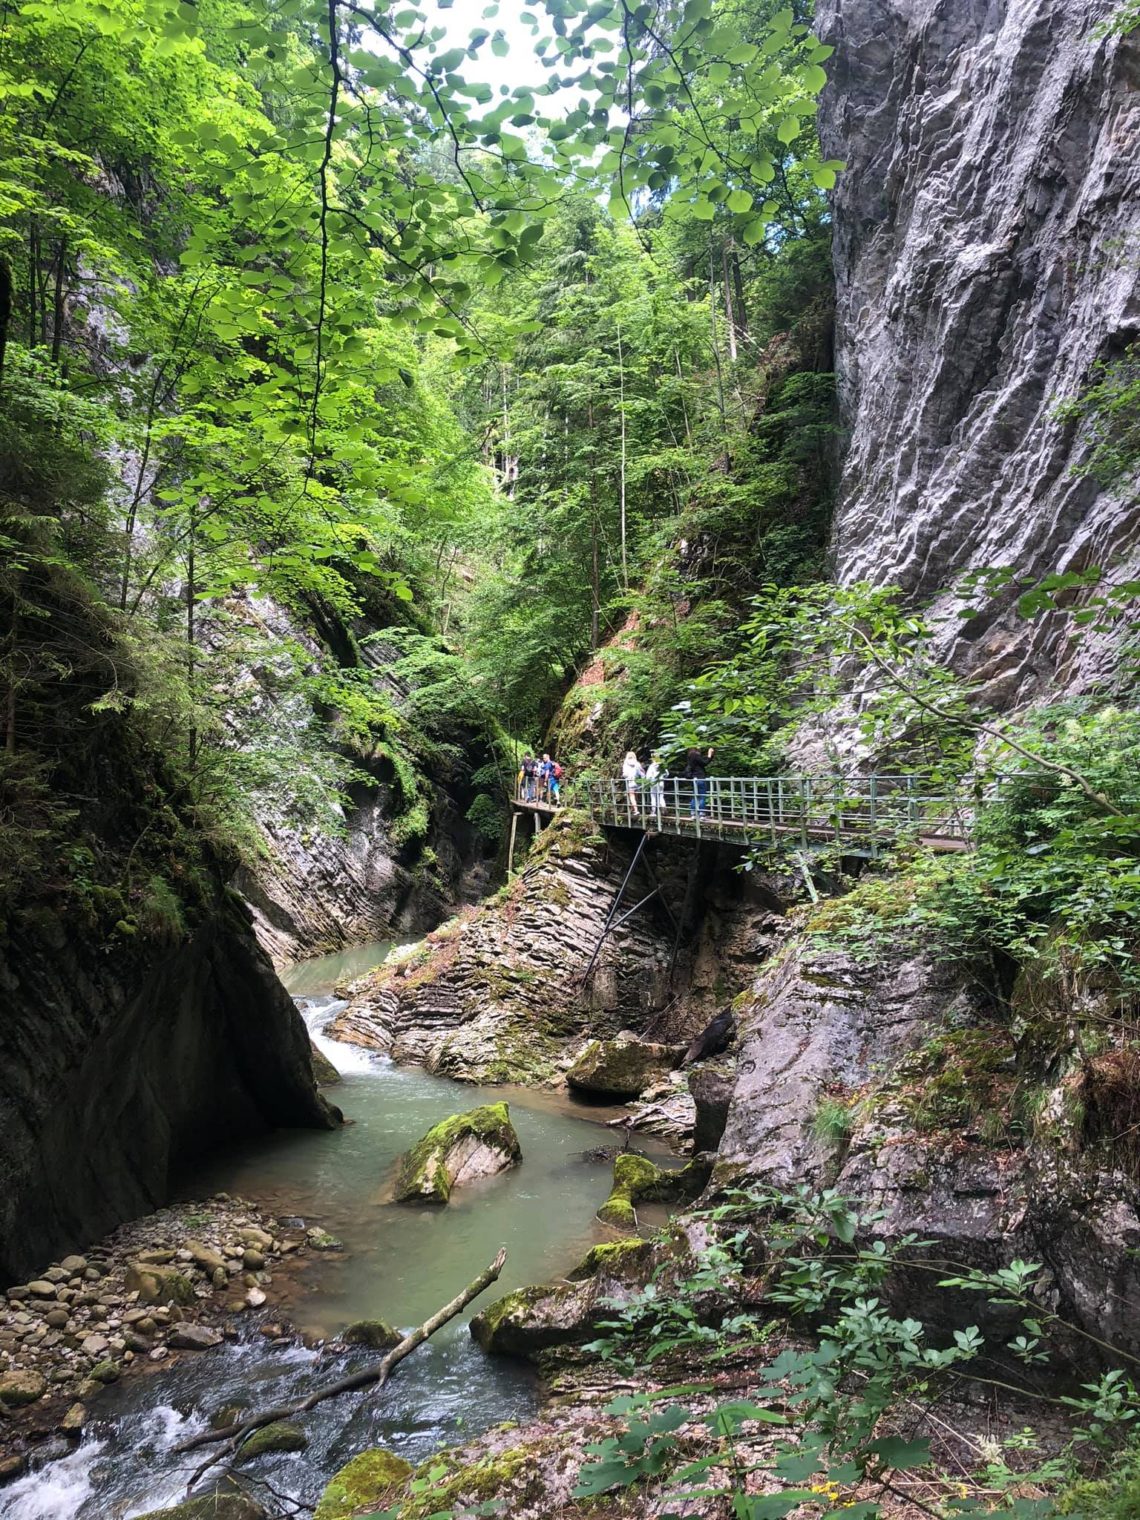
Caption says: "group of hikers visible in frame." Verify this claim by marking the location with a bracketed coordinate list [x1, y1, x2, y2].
[620, 746, 716, 820]
[515, 745, 717, 820]
[516, 751, 564, 804]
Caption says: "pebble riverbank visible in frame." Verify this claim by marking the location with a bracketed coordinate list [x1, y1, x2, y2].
[0, 1192, 342, 1479]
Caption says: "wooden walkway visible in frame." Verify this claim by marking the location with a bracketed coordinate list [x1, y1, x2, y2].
[513, 774, 977, 856]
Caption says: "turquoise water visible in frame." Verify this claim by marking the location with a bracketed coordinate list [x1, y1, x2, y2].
[4, 941, 669, 1518]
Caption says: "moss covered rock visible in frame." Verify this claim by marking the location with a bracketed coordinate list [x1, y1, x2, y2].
[237, 1421, 309, 1460]
[0, 1369, 47, 1406]
[341, 1317, 401, 1350]
[597, 1153, 711, 1227]
[136, 1487, 268, 1520]
[125, 1261, 196, 1305]
[314, 1448, 413, 1520]
[395, 1102, 522, 1204]
[566, 1034, 677, 1100]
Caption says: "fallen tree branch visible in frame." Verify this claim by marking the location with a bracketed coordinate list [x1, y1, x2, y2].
[175, 1246, 508, 1458]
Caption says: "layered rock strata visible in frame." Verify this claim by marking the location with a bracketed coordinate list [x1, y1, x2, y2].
[329, 815, 681, 1083]
[818, 0, 1140, 699]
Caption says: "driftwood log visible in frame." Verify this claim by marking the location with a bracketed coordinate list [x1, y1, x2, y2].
[174, 1246, 508, 1464]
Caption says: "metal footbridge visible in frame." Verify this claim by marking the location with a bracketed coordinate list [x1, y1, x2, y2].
[514, 774, 977, 856]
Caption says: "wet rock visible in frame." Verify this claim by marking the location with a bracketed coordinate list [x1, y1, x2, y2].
[135, 1487, 269, 1520]
[60, 1401, 87, 1434]
[310, 1042, 343, 1086]
[596, 1155, 709, 1228]
[242, 1248, 266, 1270]
[245, 1288, 267, 1309]
[0, 1369, 47, 1406]
[566, 1034, 677, 1100]
[689, 1066, 734, 1154]
[168, 1324, 223, 1350]
[136, 1249, 176, 1264]
[126, 1262, 196, 1306]
[395, 1103, 522, 1204]
[238, 1227, 273, 1250]
[341, 1318, 401, 1350]
[471, 1238, 657, 1358]
[89, 1359, 121, 1383]
[186, 1240, 226, 1273]
[306, 1228, 343, 1251]
[314, 1448, 413, 1520]
[44, 1308, 69, 1328]
[237, 1421, 309, 1460]
[0, 1452, 28, 1480]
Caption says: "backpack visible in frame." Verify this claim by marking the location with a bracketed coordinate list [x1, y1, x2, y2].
[552, 763, 563, 780]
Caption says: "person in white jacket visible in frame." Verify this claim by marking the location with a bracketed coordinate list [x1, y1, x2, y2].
[646, 753, 667, 826]
[621, 750, 644, 816]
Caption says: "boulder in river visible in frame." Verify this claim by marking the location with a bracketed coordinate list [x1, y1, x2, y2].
[471, 1237, 657, 1357]
[596, 1154, 711, 1228]
[341, 1317, 402, 1350]
[136, 1487, 269, 1520]
[314, 1448, 413, 1520]
[237, 1421, 309, 1460]
[566, 1033, 678, 1100]
[310, 1040, 342, 1086]
[395, 1102, 522, 1204]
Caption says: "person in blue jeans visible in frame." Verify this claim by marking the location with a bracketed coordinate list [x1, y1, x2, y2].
[685, 746, 714, 816]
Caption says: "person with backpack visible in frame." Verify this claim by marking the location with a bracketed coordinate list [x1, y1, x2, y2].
[549, 758, 564, 803]
[520, 752, 538, 802]
[685, 746, 714, 817]
[646, 752, 667, 826]
[539, 752, 555, 802]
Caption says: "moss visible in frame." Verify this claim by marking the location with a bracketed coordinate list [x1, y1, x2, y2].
[401, 1444, 532, 1519]
[469, 1283, 553, 1350]
[314, 1448, 414, 1520]
[237, 1421, 308, 1460]
[341, 1318, 401, 1350]
[570, 1237, 651, 1280]
[596, 1154, 668, 1230]
[394, 1102, 521, 1203]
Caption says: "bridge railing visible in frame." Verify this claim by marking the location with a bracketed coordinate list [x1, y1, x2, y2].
[579, 774, 981, 851]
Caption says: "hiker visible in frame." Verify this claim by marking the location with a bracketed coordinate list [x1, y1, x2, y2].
[622, 749, 644, 816]
[685, 746, 714, 817]
[549, 757, 563, 803]
[539, 752, 555, 802]
[520, 752, 538, 802]
[646, 752, 667, 825]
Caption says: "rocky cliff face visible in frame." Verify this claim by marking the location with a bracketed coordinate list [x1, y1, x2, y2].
[0, 575, 338, 1285]
[818, 0, 1140, 702]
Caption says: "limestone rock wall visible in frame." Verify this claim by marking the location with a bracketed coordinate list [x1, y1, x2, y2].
[817, 0, 1140, 702]
[719, 936, 1140, 1356]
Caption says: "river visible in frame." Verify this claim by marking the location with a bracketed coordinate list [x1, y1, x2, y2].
[5, 941, 669, 1519]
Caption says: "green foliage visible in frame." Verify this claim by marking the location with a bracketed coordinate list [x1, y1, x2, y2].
[576, 1186, 1140, 1517]
[1055, 344, 1140, 489]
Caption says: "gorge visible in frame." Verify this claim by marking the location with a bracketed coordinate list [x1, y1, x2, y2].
[1, 0, 1139, 1516]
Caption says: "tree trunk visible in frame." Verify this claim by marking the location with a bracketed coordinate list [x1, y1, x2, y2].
[50, 239, 67, 365]
[708, 242, 727, 434]
[590, 481, 600, 649]
[616, 319, 628, 591]
[0, 257, 11, 386]
[729, 243, 750, 349]
[27, 219, 38, 347]
[721, 245, 738, 363]
[186, 504, 197, 772]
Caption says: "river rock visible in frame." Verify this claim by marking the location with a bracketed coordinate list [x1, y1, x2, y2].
[126, 1262, 196, 1306]
[305, 1228, 342, 1251]
[169, 1323, 223, 1350]
[567, 1034, 677, 1100]
[310, 1041, 342, 1086]
[237, 1421, 309, 1460]
[395, 1103, 522, 1204]
[471, 1238, 657, 1358]
[60, 1401, 87, 1434]
[186, 1240, 226, 1273]
[60, 1254, 87, 1274]
[135, 1488, 269, 1520]
[81, 1333, 110, 1357]
[0, 1369, 47, 1406]
[90, 1359, 120, 1383]
[314, 1448, 413, 1520]
[26, 1280, 58, 1298]
[341, 1317, 401, 1350]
